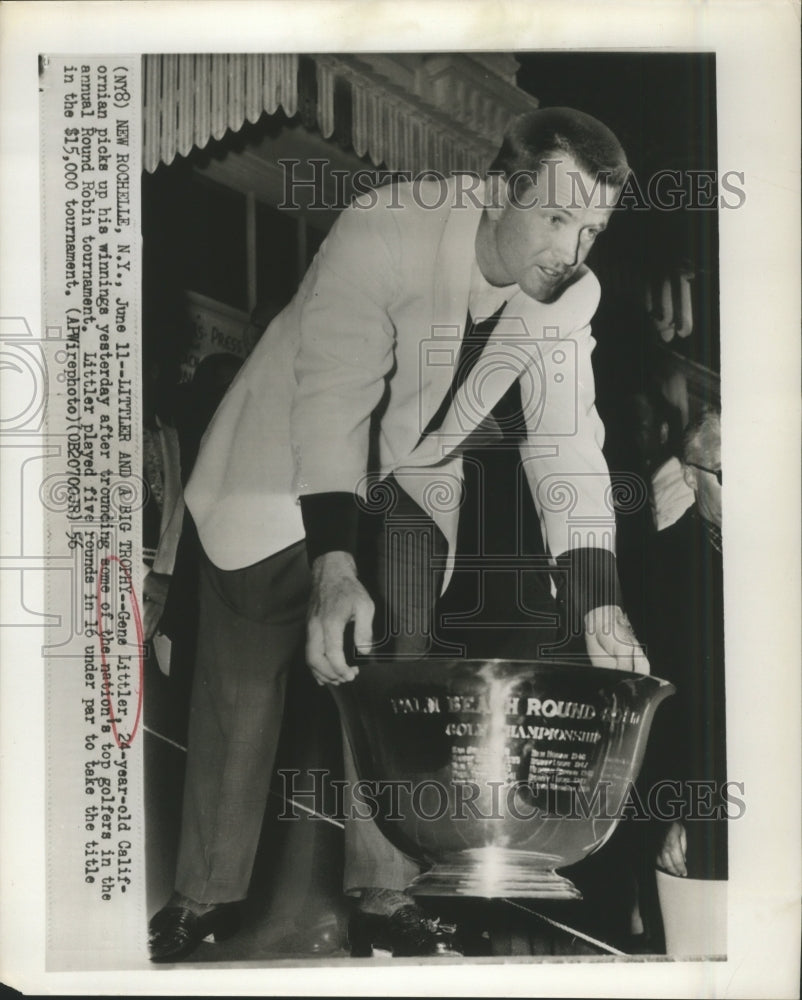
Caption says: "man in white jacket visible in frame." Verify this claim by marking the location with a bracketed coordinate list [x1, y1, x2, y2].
[149, 107, 648, 960]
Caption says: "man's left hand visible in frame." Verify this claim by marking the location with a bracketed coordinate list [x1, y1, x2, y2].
[583, 605, 650, 673]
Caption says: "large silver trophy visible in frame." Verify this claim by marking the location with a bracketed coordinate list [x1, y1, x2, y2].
[335, 658, 673, 899]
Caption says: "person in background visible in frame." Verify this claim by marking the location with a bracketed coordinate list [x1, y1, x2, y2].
[141, 392, 184, 667]
[140, 304, 189, 668]
[641, 407, 727, 956]
[140, 243, 196, 664]
[636, 391, 694, 533]
[155, 352, 244, 739]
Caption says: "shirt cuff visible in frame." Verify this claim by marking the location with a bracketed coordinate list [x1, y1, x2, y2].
[299, 492, 360, 565]
[554, 547, 623, 632]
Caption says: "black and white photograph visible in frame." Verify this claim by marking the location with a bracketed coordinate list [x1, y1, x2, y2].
[140, 47, 727, 963]
[0, 2, 799, 996]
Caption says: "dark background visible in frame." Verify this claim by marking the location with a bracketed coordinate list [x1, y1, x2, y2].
[517, 51, 719, 400]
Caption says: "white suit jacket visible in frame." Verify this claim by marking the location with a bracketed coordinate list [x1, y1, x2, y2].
[185, 178, 615, 584]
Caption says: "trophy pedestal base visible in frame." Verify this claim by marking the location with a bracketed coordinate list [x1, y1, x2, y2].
[406, 848, 582, 900]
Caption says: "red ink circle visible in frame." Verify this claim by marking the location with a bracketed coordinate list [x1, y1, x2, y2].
[96, 555, 144, 749]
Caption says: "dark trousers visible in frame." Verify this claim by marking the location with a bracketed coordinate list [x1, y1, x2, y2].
[174, 539, 311, 902]
[174, 484, 452, 901]
[176, 463, 560, 901]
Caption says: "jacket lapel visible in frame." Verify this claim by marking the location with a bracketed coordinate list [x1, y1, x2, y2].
[405, 267, 595, 468]
[434, 291, 532, 444]
[419, 179, 486, 423]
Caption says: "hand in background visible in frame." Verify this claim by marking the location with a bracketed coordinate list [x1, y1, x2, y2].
[656, 821, 688, 877]
[306, 550, 374, 685]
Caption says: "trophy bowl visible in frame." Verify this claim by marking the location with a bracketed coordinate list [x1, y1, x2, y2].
[334, 658, 673, 899]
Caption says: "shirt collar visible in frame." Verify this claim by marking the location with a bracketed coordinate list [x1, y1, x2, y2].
[468, 255, 516, 320]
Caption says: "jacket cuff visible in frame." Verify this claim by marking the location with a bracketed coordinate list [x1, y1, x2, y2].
[555, 547, 623, 632]
[300, 492, 360, 565]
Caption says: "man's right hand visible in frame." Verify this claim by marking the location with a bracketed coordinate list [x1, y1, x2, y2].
[306, 550, 375, 685]
[656, 821, 688, 878]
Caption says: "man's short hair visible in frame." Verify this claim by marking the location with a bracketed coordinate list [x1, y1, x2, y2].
[683, 407, 721, 466]
[488, 107, 630, 189]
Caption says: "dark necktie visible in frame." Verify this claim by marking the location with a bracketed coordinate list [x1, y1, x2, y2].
[420, 304, 526, 443]
[420, 304, 506, 440]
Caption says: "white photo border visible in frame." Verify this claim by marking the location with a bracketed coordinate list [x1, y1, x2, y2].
[1, 1, 799, 996]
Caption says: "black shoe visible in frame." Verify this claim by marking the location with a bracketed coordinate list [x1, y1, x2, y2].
[349, 898, 462, 958]
[148, 900, 241, 962]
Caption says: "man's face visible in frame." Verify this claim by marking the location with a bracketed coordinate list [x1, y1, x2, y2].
[488, 152, 618, 301]
[690, 461, 722, 528]
[685, 437, 722, 528]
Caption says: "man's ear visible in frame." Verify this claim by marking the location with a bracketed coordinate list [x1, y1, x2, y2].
[682, 463, 697, 492]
